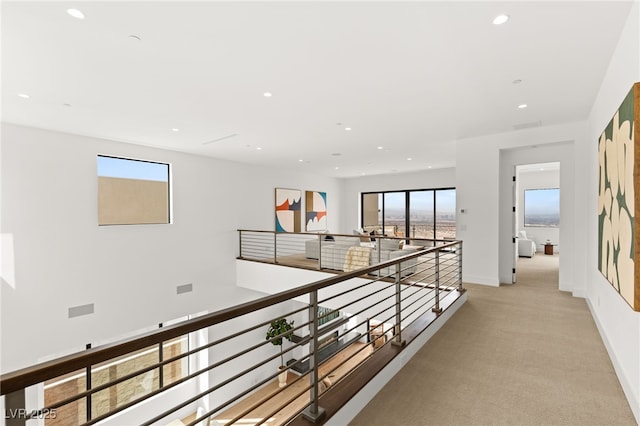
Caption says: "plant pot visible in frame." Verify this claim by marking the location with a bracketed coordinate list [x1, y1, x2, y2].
[278, 367, 287, 388]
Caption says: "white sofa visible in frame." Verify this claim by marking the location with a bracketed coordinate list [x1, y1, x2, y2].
[305, 238, 325, 259]
[517, 230, 536, 257]
[319, 237, 361, 269]
[319, 237, 418, 277]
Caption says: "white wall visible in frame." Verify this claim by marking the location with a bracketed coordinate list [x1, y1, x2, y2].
[0, 124, 343, 373]
[339, 168, 456, 232]
[498, 143, 577, 291]
[517, 167, 561, 253]
[456, 122, 583, 287]
[585, 1, 640, 422]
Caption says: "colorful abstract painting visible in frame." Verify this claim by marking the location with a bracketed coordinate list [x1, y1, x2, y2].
[305, 190, 327, 231]
[598, 82, 640, 311]
[275, 188, 301, 233]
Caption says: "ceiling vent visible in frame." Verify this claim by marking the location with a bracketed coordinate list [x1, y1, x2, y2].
[513, 121, 542, 131]
[202, 133, 238, 145]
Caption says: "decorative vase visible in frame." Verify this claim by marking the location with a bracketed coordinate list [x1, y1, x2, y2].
[278, 367, 287, 388]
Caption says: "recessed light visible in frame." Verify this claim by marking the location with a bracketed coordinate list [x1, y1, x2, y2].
[263, 92, 272, 97]
[407, 157, 412, 161]
[335, 167, 340, 170]
[67, 8, 85, 19]
[18, 93, 30, 99]
[345, 127, 352, 131]
[172, 128, 180, 132]
[427, 166, 432, 169]
[377, 146, 383, 150]
[540, 168, 545, 171]
[493, 14, 509, 25]
[518, 104, 528, 109]
[256, 147, 262, 150]
[298, 159, 304, 162]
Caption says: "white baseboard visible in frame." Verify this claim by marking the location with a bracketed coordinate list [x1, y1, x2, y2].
[572, 288, 586, 298]
[586, 298, 640, 425]
[325, 292, 468, 426]
[462, 274, 499, 286]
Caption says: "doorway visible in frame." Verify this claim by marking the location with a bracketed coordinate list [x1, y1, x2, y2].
[514, 162, 560, 283]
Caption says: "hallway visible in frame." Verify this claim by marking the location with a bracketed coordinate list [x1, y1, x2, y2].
[350, 254, 636, 425]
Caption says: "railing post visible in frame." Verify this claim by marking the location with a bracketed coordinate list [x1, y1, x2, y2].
[457, 242, 465, 293]
[4, 389, 26, 426]
[302, 290, 326, 423]
[86, 343, 92, 422]
[273, 232, 278, 264]
[433, 250, 443, 314]
[317, 234, 322, 270]
[238, 230, 243, 258]
[158, 323, 164, 388]
[392, 262, 405, 347]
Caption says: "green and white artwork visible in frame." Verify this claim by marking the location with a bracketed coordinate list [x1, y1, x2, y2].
[598, 82, 640, 311]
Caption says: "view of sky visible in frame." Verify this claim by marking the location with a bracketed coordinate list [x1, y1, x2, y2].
[97, 156, 169, 182]
[383, 189, 456, 214]
[525, 188, 560, 215]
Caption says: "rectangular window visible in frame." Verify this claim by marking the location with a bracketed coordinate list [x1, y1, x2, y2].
[362, 188, 456, 240]
[362, 193, 381, 229]
[409, 190, 434, 239]
[435, 189, 456, 239]
[44, 322, 188, 425]
[97, 155, 171, 225]
[524, 188, 560, 227]
[384, 192, 406, 236]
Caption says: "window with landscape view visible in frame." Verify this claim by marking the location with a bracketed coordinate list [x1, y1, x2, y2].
[524, 188, 560, 227]
[361, 188, 456, 240]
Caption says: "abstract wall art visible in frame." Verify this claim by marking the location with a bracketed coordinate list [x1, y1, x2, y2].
[275, 188, 301, 233]
[305, 190, 327, 231]
[598, 82, 640, 311]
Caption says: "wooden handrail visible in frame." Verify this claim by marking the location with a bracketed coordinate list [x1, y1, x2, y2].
[237, 229, 456, 243]
[0, 240, 459, 396]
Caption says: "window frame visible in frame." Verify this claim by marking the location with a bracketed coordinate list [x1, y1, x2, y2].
[523, 187, 560, 228]
[97, 154, 172, 226]
[360, 187, 456, 240]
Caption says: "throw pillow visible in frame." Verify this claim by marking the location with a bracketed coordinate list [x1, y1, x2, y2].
[379, 239, 400, 251]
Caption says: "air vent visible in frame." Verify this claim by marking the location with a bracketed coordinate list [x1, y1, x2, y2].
[513, 121, 542, 130]
[69, 303, 94, 318]
[177, 283, 193, 294]
[202, 133, 238, 145]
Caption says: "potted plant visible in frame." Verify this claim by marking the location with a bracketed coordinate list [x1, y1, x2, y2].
[266, 318, 294, 387]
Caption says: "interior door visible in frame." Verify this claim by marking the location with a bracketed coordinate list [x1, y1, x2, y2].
[512, 168, 517, 283]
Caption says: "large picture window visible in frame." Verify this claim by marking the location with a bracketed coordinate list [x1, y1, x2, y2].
[97, 155, 171, 225]
[361, 188, 456, 240]
[524, 188, 560, 227]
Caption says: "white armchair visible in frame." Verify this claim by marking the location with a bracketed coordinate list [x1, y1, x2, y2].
[517, 231, 536, 258]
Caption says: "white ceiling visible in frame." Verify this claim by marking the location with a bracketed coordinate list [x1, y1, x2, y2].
[1, 1, 633, 178]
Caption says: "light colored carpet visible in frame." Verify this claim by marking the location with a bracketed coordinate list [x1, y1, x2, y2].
[350, 254, 637, 426]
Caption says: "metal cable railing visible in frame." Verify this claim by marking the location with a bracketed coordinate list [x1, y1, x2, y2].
[2, 231, 463, 426]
